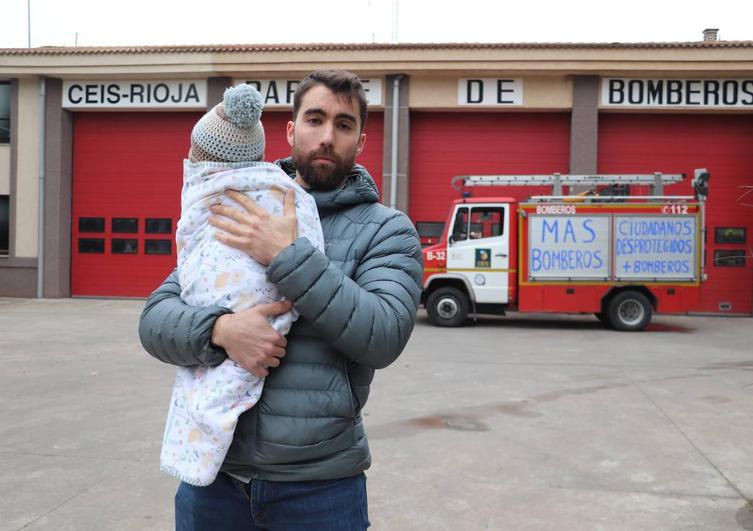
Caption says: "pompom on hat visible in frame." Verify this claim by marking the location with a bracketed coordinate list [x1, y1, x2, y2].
[189, 84, 265, 163]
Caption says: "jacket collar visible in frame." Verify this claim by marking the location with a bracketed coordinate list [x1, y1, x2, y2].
[275, 157, 380, 212]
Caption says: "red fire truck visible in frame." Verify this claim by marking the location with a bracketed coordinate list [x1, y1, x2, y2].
[421, 170, 710, 331]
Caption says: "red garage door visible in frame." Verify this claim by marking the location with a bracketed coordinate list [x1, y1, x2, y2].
[409, 112, 571, 224]
[599, 114, 753, 315]
[71, 111, 383, 297]
[72, 112, 200, 297]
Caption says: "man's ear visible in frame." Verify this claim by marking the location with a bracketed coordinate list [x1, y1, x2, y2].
[356, 133, 366, 155]
[286, 121, 295, 147]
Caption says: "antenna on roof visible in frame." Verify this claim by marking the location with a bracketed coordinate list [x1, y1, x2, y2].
[391, 0, 399, 43]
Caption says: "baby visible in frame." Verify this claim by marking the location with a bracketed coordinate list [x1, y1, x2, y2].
[160, 84, 324, 486]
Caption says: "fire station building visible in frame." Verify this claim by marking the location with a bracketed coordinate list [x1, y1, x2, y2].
[1, 34, 751, 315]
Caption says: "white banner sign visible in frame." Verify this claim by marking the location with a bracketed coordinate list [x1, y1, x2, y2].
[458, 78, 523, 105]
[528, 216, 610, 280]
[614, 216, 697, 280]
[237, 78, 384, 107]
[63, 80, 207, 109]
[602, 78, 753, 108]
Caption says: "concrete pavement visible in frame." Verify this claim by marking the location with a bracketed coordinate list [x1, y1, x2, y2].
[1, 297, 752, 530]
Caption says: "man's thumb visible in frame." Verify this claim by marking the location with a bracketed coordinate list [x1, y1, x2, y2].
[258, 300, 292, 317]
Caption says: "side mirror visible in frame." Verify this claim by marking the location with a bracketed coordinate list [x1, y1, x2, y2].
[448, 235, 455, 246]
[692, 168, 710, 200]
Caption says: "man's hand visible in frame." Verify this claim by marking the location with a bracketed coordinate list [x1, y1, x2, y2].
[211, 301, 292, 377]
[209, 189, 297, 266]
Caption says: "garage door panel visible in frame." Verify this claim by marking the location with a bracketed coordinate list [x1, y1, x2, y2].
[409, 112, 570, 224]
[72, 112, 199, 297]
[599, 113, 753, 315]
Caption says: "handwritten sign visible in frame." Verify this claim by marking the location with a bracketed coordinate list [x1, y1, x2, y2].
[614, 216, 697, 280]
[528, 216, 610, 279]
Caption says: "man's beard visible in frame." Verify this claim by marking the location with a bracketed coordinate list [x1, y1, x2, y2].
[292, 145, 356, 191]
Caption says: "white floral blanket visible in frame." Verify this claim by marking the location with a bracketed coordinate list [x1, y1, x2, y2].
[160, 160, 324, 486]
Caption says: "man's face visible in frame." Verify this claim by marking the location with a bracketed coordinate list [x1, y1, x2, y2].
[287, 84, 366, 190]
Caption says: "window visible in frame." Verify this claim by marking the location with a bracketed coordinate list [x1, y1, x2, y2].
[715, 227, 746, 245]
[0, 195, 8, 255]
[714, 250, 746, 267]
[112, 239, 138, 254]
[469, 207, 505, 239]
[416, 221, 444, 247]
[145, 239, 171, 255]
[451, 207, 469, 242]
[146, 218, 172, 234]
[79, 238, 105, 253]
[416, 221, 444, 239]
[112, 218, 138, 233]
[469, 222, 483, 237]
[79, 217, 105, 233]
[0, 83, 9, 144]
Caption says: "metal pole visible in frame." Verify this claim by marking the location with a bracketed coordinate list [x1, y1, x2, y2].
[389, 75, 402, 210]
[36, 78, 46, 298]
[27, 0, 31, 48]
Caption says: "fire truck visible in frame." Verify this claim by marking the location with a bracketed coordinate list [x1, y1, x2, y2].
[420, 170, 710, 331]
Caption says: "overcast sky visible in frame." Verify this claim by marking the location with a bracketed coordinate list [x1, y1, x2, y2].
[1, 0, 751, 49]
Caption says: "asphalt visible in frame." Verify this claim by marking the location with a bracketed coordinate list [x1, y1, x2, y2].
[1, 297, 753, 530]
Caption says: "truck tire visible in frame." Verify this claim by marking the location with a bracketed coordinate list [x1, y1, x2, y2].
[607, 291, 652, 331]
[426, 287, 469, 327]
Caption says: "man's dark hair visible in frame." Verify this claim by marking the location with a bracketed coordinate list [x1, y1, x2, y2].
[292, 70, 368, 132]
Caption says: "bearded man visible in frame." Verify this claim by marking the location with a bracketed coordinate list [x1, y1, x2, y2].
[139, 70, 423, 531]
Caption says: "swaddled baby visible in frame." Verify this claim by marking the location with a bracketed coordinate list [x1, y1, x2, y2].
[160, 84, 324, 486]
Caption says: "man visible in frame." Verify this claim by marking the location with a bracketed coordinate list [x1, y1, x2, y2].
[139, 70, 423, 530]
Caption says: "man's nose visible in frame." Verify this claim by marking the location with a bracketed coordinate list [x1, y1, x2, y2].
[318, 123, 335, 146]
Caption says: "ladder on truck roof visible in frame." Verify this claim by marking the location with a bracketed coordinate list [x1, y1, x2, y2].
[451, 172, 685, 196]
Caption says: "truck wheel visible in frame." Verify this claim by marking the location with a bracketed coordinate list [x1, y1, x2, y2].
[426, 287, 469, 327]
[607, 291, 652, 332]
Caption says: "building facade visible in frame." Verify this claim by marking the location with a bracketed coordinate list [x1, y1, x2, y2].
[1, 38, 751, 314]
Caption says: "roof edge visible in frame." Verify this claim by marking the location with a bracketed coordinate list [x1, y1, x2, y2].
[2, 40, 753, 55]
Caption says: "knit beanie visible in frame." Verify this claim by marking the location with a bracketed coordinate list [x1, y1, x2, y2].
[189, 84, 265, 163]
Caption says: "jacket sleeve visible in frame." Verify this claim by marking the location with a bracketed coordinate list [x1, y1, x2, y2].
[267, 212, 423, 370]
[138, 269, 232, 367]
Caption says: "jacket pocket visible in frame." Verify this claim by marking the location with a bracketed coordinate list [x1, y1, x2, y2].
[342, 360, 359, 419]
[342, 361, 359, 447]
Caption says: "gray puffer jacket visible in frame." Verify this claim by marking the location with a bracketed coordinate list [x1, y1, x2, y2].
[139, 158, 423, 481]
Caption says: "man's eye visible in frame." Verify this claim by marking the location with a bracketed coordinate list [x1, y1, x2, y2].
[307, 117, 321, 125]
[337, 122, 353, 131]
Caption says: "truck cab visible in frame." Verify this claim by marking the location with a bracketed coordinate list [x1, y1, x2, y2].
[422, 197, 517, 326]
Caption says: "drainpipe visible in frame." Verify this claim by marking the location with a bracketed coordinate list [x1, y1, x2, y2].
[36, 77, 46, 298]
[389, 74, 403, 211]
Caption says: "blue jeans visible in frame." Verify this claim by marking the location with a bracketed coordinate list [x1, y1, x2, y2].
[175, 472, 370, 530]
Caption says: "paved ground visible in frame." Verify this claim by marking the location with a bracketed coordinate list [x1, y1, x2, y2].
[1, 297, 753, 530]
